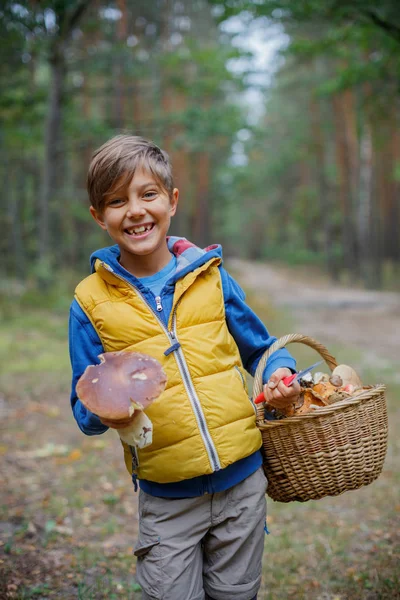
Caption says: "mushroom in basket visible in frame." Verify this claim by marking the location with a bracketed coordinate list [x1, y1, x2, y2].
[256, 362, 365, 419]
[77, 351, 167, 448]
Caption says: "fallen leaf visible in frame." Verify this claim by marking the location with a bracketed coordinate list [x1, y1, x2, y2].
[68, 448, 82, 461]
[55, 448, 82, 464]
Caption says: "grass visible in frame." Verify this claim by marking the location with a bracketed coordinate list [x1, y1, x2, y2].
[1, 284, 399, 599]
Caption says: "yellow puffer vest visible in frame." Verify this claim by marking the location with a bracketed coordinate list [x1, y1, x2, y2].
[75, 256, 262, 483]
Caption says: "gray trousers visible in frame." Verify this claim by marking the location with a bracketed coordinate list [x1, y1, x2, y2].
[134, 467, 268, 600]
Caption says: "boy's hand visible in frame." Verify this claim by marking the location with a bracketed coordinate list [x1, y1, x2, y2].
[263, 368, 301, 410]
[99, 415, 136, 429]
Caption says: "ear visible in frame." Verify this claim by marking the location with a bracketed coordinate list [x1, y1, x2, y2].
[169, 188, 179, 216]
[90, 206, 108, 231]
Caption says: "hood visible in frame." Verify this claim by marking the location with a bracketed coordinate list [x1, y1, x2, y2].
[90, 236, 222, 286]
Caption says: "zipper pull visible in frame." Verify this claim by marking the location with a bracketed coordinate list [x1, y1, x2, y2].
[164, 329, 179, 356]
[155, 296, 163, 312]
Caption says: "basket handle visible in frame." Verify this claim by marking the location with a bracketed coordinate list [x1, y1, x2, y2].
[252, 333, 338, 401]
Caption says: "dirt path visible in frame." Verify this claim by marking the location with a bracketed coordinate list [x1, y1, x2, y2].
[230, 259, 400, 371]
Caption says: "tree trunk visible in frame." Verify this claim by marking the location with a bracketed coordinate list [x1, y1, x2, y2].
[360, 79, 383, 288]
[391, 130, 400, 262]
[39, 44, 66, 267]
[39, 1, 92, 272]
[113, 0, 127, 128]
[192, 151, 211, 246]
[332, 92, 358, 277]
[309, 94, 337, 279]
[357, 120, 374, 287]
[387, 110, 400, 261]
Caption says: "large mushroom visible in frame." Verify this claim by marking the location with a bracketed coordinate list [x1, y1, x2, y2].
[331, 364, 363, 389]
[77, 351, 167, 448]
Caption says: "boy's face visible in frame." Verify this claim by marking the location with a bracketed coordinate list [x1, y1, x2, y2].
[90, 168, 179, 275]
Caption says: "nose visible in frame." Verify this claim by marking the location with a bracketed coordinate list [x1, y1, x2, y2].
[126, 195, 146, 218]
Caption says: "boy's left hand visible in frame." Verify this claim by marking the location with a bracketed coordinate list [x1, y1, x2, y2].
[99, 415, 136, 429]
[263, 368, 301, 410]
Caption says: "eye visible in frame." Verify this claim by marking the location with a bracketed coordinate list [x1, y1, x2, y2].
[107, 198, 125, 206]
[143, 190, 157, 200]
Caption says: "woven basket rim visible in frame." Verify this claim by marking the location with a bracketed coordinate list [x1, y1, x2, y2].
[256, 383, 386, 429]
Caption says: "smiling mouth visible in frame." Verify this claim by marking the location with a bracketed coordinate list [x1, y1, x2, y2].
[124, 223, 154, 236]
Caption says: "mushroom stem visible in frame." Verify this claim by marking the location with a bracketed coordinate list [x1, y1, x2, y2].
[117, 411, 153, 449]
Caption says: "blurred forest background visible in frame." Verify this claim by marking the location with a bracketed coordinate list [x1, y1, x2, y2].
[1, 0, 400, 296]
[1, 3, 400, 599]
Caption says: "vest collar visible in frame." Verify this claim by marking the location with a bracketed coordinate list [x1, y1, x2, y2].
[90, 238, 222, 290]
[173, 256, 221, 306]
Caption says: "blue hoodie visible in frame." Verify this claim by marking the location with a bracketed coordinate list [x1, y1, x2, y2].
[69, 238, 296, 497]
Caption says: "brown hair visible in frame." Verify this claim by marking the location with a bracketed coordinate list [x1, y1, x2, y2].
[87, 134, 174, 211]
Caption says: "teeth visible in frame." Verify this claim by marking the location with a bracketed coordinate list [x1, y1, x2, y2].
[127, 224, 152, 235]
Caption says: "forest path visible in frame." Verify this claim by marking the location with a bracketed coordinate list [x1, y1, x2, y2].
[230, 259, 400, 371]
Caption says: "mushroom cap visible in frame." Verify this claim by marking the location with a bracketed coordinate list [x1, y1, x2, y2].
[331, 364, 362, 388]
[76, 351, 167, 421]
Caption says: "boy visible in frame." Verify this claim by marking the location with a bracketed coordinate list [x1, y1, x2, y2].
[69, 135, 300, 600]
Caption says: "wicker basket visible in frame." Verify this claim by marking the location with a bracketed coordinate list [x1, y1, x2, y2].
[253, 334, 388, 503]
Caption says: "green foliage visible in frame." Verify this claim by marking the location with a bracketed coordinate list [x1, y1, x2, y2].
[1, 0, 399, 288]
[210, 0, 400, 41]
[0, 0, 250, 276]
[209, 0, 400, 284]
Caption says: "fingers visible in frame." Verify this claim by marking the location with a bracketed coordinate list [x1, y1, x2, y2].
[267, 367, 291, 391]
[100, 416, 135, 429]
[290, 379, 301, 395]
[265, 377, 300, 399]
[263, 379, 301, 410]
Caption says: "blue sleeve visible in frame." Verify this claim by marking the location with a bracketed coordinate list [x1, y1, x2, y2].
[69, 299, 109, 435]
[220, 267, 297, 383]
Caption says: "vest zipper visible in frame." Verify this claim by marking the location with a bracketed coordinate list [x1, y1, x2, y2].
[100, 262, 221, 473]
[170, 308, 221, 472]
[155, 296, 163, 311]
